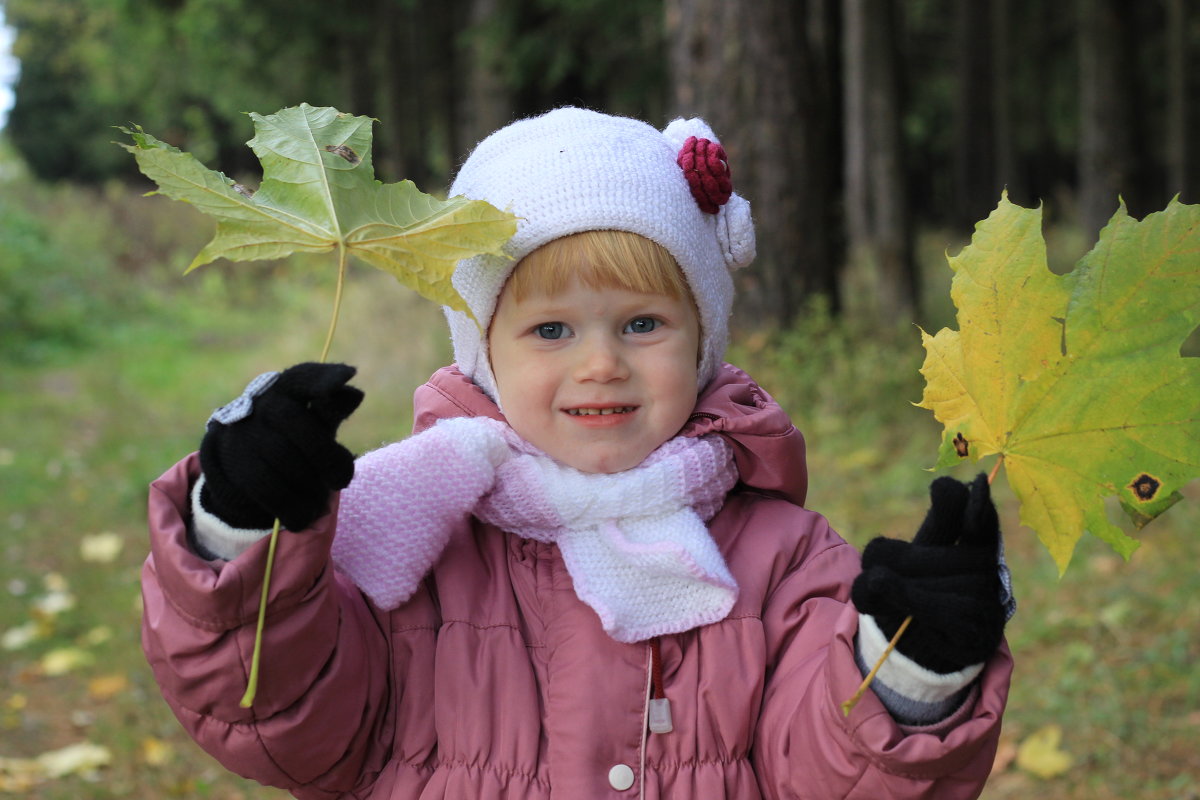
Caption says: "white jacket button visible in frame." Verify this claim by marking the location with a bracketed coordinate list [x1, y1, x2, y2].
[608, 764, 635, 791]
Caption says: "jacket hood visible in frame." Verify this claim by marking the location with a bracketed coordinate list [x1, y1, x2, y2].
[412, 363, 807, 507]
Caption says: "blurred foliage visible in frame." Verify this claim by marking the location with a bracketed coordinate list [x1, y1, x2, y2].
[1, 0, 665, 183]
[731, 295, 947, 543]
[5, 0, 1188, 215]
[3, 0, 348, 180]
[0, 140, 311, 364]
[0, 171, 151, 363]
[0, 190, 97, 361]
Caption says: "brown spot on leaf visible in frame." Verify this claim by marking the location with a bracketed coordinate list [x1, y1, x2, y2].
[953, 432, 970, 457]
[1128, 473, 1161, 502]
[233, 183, 255, 199]
[324, 144, 361, 165]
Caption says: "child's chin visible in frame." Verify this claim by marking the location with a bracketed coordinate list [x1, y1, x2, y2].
[561, 447, 651, 475]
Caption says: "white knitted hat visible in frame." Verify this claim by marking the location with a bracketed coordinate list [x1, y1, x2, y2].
[445, 107, 756, 401]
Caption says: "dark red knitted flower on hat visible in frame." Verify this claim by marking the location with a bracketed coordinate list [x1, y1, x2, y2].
[677, 136, 732, 214]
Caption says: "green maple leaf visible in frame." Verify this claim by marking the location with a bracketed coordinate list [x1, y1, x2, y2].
[119, 103, 516, 315]
[918, 194, 1200, 573]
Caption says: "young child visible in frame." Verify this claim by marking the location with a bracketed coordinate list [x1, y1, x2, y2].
[142, 107, 1013, 799]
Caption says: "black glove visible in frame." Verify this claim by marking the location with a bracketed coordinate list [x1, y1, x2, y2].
[851, 473, 1008, 674]
[198, 363, 363, 532]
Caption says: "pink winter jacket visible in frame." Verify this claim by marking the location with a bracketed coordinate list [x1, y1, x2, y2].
[141, 363, 1011, 800]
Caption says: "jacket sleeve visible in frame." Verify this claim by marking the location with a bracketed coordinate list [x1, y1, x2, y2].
[752, 515, 1011, 800]
[141, 454, 437, 799]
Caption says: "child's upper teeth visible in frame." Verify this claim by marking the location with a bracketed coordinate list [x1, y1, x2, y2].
[570, 407, 632, 416]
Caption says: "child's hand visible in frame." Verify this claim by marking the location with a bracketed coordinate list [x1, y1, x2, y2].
[851, 474, 1007, 674]
[198, 363, 364, 532]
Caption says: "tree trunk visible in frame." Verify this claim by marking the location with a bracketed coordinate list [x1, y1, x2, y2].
[666, 0, 843, 328]
[457, 0, 514, 164]
[992, 0, 1018, 204]
[1166, 0, 1197, 203]
[953, 0, 998, 226]
[372, 1, 463, 188]
[842, 0, 915, 322]
[1077, 0, 1139, 237]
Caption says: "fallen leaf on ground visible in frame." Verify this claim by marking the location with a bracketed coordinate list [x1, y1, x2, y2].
[80, 626, 112, 646]
[32, 590, 75, 617]
[0, 757, 39, 792]
[141, 737, 174, 766]
[1, 622, 40, 651]
[0, 741, 111, 789]
[1016, 724, 1073, 779]
[87, 674, 129, 701]
[42, 573, 68, 592]
[79, 532, 124, 563]
[39, 647, 94, 676]
[35, 741, 112, 778]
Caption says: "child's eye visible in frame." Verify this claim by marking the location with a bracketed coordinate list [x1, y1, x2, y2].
[625, 317, 660, 334]
[535, 322, 569, 340]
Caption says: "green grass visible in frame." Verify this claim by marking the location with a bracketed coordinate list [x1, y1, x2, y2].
[1, 178, 1197, 797]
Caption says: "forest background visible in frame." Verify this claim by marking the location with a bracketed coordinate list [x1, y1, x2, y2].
[0, 0, 1198, 798]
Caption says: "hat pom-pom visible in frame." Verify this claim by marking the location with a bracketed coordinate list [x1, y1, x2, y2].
[662, 117, 718, 151]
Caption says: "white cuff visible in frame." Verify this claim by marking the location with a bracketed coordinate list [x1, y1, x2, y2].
[857, 613, 983, 704]
[190, 475, 273, 560]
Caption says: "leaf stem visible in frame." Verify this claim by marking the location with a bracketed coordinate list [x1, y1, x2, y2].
[988, 456, 1003, 485]
[841, 615, 912, 717]
[239, 518, 281, 708]
[320, 244, 349, 363]
[241, 245, 350, 708]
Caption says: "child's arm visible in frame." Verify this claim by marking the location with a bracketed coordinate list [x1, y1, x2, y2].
[751, 479, 1011, 799]
[141, 365, 433, 799]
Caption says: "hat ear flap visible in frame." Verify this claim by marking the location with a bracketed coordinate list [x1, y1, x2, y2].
[718, 193, 756, 270]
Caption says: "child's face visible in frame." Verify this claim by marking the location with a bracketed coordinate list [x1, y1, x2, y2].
[489, 275, 701, 474]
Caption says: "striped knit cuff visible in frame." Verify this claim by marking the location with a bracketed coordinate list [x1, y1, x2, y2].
[854, 613, 983, 725]
[189, 475, 273, 561]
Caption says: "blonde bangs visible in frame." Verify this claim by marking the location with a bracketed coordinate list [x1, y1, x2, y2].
[507, 231, 691, 302]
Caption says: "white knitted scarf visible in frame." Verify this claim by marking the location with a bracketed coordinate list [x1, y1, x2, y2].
[331, 416, 740, 642]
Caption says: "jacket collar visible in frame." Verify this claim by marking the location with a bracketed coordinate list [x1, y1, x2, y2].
[412, 362, 807, 507]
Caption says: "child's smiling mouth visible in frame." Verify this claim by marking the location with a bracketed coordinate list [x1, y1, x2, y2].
[564, 406, 638, 416]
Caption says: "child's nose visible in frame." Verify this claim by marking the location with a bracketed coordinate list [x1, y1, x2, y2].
[572, 337, 629, 383]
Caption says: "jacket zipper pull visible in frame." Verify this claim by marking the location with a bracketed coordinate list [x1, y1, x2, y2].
[649, 638, 674, 734]
[648, 697, 673, 734]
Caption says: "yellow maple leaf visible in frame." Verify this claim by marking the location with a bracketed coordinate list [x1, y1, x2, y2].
[918, 195, 1200, 572]
[1015, 724, 1074, 779]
